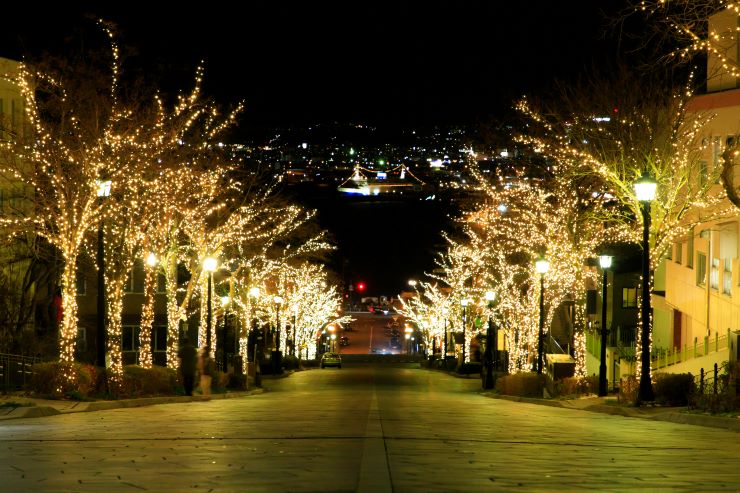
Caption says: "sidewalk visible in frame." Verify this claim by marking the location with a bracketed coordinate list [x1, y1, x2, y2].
[481, 391, 740, 433]
[0, 387, 264, 421]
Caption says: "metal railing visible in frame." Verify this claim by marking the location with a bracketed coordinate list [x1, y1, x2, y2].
[651, 329, 730, 371]
[0, 353, 40, 393]
[586, 328, 731, 371]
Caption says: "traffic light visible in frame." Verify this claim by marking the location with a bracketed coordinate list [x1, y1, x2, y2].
[357, 282, 366, 293]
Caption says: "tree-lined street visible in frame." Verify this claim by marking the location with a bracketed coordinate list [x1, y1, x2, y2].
[2, 365, 738, 492]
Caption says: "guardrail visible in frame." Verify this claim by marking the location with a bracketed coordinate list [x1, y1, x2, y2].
[0, 353, 40, 393]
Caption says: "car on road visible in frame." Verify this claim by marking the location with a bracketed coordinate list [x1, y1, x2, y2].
[320, 352, 342, 368]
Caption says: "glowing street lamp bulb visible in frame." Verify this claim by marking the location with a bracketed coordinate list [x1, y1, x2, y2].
[146, 253, 157, 267]
[408, 279, 417, 287]
[599, 255, 613, 269]
[535, 258, 550, 274]
[96, 179, 112, 197]
[274, 296, 283, 305]
[485, 291, 496, 302]
[221, 296, 230, 307]
[249, 287, 260, 298]
[460, 299, 469, 307]
[634, 172, 657, 202]
[203, 257, 218, 272]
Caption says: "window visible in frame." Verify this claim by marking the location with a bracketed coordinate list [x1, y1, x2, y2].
[675, 242, 683, 264]
[697, 252, 707, 286]
[711, 257, 720, 290]
[156, 273, 167, 293]
[622, 287, 638, 308]
[724, 259, 732, 295]
[665, 244, 672, 260]
[687, 229, 694, 268]
[713, 136, 723, 183]
[699, 160, 708, 188]
[76, 270, 86, 296]
[122, 325, 141, 352]
[124, 259, 145, 294]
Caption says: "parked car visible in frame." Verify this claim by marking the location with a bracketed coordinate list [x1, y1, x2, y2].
[320, 352, 342, 368]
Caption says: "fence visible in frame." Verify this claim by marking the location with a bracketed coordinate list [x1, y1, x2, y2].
[586, 328, 731, 372]
[651, 329, 730, 371]
[0, 353, 40, 393]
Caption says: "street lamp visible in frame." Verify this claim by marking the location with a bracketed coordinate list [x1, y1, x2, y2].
[484, 290, 496, 390]
[273, 295, 283, 373]
[598, 255, 612, 396]
[635, 171, 657, 403]
[460, 298, 469, 364]
[442, 307, 449, 359]
[408, 279, 417, 288]
[273, 295, 283, 352]
[221, 295, 230, 372]
[96, 179, 111, 368]
[203, 256, 218, 350]
[291, 305, 298, 357]
[535, 256, 550, 374]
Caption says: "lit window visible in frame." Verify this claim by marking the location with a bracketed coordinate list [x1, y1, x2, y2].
[622, 287, 638, 308]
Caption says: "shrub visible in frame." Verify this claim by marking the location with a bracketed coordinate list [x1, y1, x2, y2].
[654, 372, 695, 406]
[119, 365, 179, 398]
[282, 355, 300, 370]
[495, 372, 546, 397]
[549, 375, 597, 398]
[27, 361, 97, 399]
[227, 373, 247, 390]
[456, 362, 482, 375]
[618, 375, 638, 406]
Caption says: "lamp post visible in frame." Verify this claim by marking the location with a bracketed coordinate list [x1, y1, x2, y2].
[484, 290, 496, 390]
[635, 171, 657, 403]
[203, 256, 218, 350]
[221, 295, 230, 373]
[442, 307, 449, 360]
[291, 306, 298, 358]
[96, 179, 111, 368]
[460, 299, 469, 364]
[535, 256, 550, 374]
[273, 295, 283, 373]
[273, 295, 283, 351]
[248, 287, 260, 363]
[598, 255, 612, 396]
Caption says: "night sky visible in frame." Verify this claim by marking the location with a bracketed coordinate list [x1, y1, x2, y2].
[1, 1, 632, 296]
[1, 1, 627, 126]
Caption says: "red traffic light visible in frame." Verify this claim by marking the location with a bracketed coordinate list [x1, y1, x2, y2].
[357, 282, 366, 292]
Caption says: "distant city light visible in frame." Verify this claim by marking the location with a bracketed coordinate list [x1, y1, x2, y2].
[302, 142, 308, 149]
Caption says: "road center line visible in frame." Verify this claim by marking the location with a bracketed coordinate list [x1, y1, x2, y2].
[357, 390, 392, 493]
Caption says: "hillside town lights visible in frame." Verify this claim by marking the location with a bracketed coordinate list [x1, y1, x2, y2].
[598, 255, 612, 396]
[535, 256, 550, 374]
[634, 171, 657, 404]
[96, 179, 112, 368]
[203, 256, 218, 350]
[484, 290, 496, 390]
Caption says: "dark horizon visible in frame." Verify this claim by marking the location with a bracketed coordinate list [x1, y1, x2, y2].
[0, 2, 628, 128]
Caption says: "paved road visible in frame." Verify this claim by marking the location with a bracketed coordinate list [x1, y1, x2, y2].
[1, 364, 739, 492]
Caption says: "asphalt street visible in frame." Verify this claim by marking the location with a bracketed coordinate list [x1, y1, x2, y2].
[1, 364, 739, 492]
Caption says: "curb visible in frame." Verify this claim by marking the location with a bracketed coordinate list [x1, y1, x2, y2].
[0, 388, 265, 421]
[480, 391, 740, 432]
